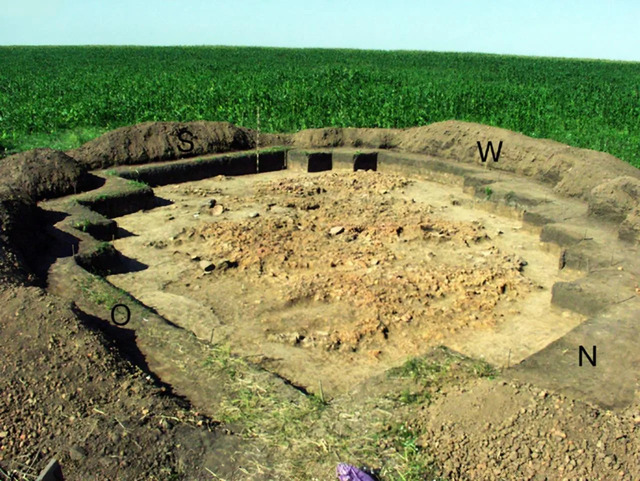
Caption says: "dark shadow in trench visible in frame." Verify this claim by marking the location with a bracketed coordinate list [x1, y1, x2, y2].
[70, 304, 193, 409]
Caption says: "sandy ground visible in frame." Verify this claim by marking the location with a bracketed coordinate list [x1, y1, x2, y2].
[107, 169, 584, 397]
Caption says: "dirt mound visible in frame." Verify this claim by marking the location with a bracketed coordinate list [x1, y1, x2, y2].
[293, 120, 640, 243]
[0, 148, 86, 202]
[292, 127, 398, 149]
[0, 148, 85, 283]
[588, 176, 640, 220]
[294, 120, 640, 200]
[67, 121, 289, 169]
[0, 195, 41, 285]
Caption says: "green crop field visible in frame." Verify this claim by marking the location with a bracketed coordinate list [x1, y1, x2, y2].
[1, 46, 639, 167]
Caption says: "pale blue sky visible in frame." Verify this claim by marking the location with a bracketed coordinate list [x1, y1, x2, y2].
[1, 0, 639, 61]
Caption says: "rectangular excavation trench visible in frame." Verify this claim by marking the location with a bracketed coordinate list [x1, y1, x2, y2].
[101, 158, 585, 397]
[117, 150, 288, 186]
[288, 151, 379, 173]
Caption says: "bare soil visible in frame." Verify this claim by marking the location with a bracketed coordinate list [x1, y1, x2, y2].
[0, 284, 246, 481]
[0, 148, 88, 202]
[106, 170, 583, 397]
[1, 120, 639, 480]
[66, 121, 286, 170]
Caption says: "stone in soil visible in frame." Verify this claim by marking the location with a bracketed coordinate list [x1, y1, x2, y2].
[199, 260, 215, 272]
[211, 204, 225, 216]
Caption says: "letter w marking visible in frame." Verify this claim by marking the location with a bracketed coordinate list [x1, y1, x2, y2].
[477, 140, 503, 162]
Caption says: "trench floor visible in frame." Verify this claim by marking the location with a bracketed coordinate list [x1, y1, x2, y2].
[105, 169, 584, 397]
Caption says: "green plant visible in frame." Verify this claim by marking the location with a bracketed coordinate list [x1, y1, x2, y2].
[504, 190, 516, 203]
[381, 423, 443, 481]
[78, 273, 118, 306]
[77, 272, 142, 309]
[73, 219, 90, 232]
[469, 359, 497, 379]
[484, 186, 493, 199]
[95, 241, 112, 255]
[127, 179, 149, 189]
[397, 388, 431, 405]
[1, 46, 638, 167]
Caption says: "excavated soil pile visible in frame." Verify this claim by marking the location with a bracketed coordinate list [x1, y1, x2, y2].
[67, 121, 287, 169]
[293, 122, 640, 243]
[0, 148, 87, 201]
[0, 148, 99, 284]
[60, 120, 640, 242]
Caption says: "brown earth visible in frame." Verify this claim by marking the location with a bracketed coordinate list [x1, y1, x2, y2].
[0, 148, 87, 202]
[292, 121, 640, 199]
[107, 170, 549, 396]
[292, 122, 640, 241]
[64, 120, 640, 239]
[1, 120, 639, 480]
[67, 121, 287, 170]
[413, 377, 640, 480]
[0, 284, 244, 481]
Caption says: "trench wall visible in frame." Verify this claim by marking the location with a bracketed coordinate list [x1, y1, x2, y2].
[5, 144, 638, 409]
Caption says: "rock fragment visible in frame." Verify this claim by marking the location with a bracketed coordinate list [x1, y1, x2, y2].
[199, 260, 215, 272]
[211, 204, 225, 216]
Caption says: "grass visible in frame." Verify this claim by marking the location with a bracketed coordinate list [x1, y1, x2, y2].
[504, 190, 516, 203]
[126, 179, 149, 189]
[76, 270, 147, 314]
[383, 423, 445, 481]
[200, 344, 499, 479]
[73, 219, 93, 232]
[0, 46, 639, 168]
[95, 241, 112, 255]
[484, 186, 494, 199]
[388, 347, 497, 387]
[256, 146, 290, 153]
[198, 341, 448, 480]
[78, 272, 127, 307]
[0, 126, 108, 158]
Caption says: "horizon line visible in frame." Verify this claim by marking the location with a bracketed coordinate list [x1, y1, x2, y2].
[0, 44, 638, 64]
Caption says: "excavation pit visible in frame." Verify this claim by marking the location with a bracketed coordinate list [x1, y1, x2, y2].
[105, 166, 584, 397]
[353, 152, 378, 171]
[307, 152, 333, 173]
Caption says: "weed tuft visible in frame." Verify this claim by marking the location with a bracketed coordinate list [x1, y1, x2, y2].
[484, 187, 494, 199]
[127, 179, 149, 189]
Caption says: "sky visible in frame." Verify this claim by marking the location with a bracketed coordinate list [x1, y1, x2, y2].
[1, 0, 639, 61]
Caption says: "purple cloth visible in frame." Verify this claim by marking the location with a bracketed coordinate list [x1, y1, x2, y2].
[336, 463, 376, 481]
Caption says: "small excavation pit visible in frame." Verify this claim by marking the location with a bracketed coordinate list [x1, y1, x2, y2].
[353, 152, 378, 171]
[307, 152, 332, 173]
[107, 166, 584, 397]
